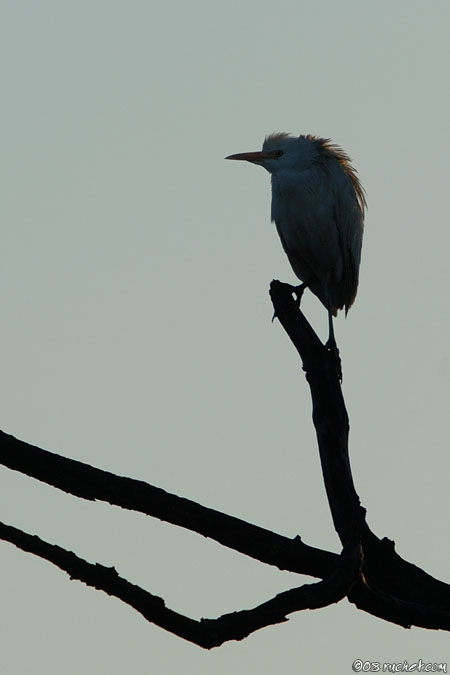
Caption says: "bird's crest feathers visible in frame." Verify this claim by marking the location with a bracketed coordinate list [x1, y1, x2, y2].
[264, 131, 292, 145]
[264, 133, 367, 215]
[311, 136, 367, 214]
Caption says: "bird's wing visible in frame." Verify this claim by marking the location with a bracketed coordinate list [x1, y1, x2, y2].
[272, 166, 342, 285]
[272, 162, 364, 312]
[330, 165, 365, 312]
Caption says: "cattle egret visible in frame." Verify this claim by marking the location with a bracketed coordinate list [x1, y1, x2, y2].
[226, 133, 366, 349]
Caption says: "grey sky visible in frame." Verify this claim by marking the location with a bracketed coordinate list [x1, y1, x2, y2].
[1, 1, 450, 672]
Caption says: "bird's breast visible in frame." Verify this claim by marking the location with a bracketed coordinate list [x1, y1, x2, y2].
[270, 169, 343, 281]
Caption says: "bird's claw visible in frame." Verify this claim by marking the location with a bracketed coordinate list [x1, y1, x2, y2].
[293, 283, 306, 307]
[271, 281, 306, 321]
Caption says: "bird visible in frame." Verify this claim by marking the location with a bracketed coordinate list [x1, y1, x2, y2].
[226, 133, 366, 349]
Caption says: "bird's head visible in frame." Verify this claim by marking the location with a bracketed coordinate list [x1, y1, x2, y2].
[226, 133, 319, 174]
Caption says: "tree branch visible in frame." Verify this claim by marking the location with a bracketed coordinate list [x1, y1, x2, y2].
[270, 280, 366, 546]
[269, 279, 450, 631]
[2, 280, 450, 642]
[0, 521, 360, 648]
[0, 429, 336, 579]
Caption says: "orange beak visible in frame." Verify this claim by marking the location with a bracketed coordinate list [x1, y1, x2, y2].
[225, 151, 277, 163]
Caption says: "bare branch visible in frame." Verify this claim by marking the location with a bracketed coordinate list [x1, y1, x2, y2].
[270, 280, 366, 545]
[0, 429, 336, 579]
[0, 522, 360, 648]
[270, 279, 450, 631]
[2, 280, 450, 641]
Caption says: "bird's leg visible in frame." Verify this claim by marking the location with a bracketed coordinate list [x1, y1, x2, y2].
[325, 309, 342, 382]
[326, 308, 336, 346]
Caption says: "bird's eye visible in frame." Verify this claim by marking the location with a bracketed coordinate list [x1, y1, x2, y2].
[273, 150, 283, 158]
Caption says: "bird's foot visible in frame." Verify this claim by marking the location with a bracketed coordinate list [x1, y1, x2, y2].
[293, 283, 307, 306]
[271, 282, 306, 322]
[325, 337, 343, 383]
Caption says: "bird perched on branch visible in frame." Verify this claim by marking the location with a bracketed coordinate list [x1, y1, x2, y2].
[226, 133, 366, 348]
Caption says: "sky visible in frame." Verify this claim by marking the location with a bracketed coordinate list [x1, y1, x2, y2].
[1, 1, 450, 673]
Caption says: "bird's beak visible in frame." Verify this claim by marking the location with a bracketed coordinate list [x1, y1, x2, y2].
[225, 151, 276, 164]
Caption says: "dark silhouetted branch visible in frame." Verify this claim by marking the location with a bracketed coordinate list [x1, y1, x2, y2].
[0, 522, 360, 648]
[269, 280, 366, 546]
[0, 429, 336, 579]
[269, 280, 450, 632]
[1, 280, 450, 645]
